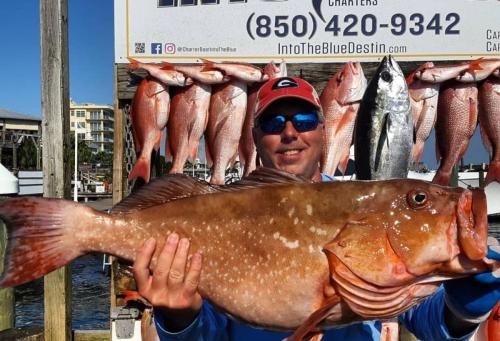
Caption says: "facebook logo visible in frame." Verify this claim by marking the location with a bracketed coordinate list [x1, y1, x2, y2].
[151, 43, 162, 54]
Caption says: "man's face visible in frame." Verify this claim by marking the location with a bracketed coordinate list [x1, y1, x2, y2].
[253, 99, 324, 181]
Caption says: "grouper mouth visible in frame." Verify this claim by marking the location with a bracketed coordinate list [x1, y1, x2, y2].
[456, 188, 488, 261]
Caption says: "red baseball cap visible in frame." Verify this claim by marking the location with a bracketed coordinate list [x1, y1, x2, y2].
[254, 76, 323, 121]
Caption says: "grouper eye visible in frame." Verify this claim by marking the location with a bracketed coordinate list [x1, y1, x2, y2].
[407, 190, 428, 208]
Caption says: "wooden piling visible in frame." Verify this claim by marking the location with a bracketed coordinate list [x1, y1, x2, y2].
[40, 0, 72, 340]
[111, 64, 126, 309]
[0, 221, 14, 331]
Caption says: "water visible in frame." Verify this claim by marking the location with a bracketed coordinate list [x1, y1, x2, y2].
[15, 253, 110, 329]
[13, 222, 500, 329]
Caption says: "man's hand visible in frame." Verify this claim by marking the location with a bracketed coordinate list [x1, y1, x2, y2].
[133, 233, 203, 332]
[444, 245, 500, 322]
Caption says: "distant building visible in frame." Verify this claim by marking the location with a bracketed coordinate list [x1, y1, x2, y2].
[70, 100, 114, 153]
[0, 108, 42, 171]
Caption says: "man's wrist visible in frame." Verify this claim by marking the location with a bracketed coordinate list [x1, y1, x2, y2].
[155, 307, 201, 333]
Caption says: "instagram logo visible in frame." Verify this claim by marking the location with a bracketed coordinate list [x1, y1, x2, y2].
[164, 43, 176, 54]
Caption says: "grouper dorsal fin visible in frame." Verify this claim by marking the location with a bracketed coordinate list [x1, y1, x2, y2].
[110, 174, 218, 214]
[111, 168, 310, 214]
[221, 167, 312, 191]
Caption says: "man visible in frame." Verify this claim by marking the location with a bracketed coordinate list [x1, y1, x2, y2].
[132, 77, 499, 340]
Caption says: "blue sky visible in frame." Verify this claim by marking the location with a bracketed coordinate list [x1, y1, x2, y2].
[0, 1, 490, 169]
[0, 1, 115, 117]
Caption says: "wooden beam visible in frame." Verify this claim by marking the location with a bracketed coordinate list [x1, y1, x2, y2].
[0, 221, 14, 331]
[73, 329, 110, 341]
[40, 1, 72, 340]
[0, 327, 44, 341]
[112, 63, 125, 207]
[111, 64, 126, 309]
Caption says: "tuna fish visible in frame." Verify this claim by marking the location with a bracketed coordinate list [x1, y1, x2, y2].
[320, 62, 367, 176]
[166, 82, 211, 174]
[129, 77, 170, 183]
[128, 58, 193, 87]
[457, 59, 500, 83]
[0, 168, 495, 338]
[240, 61, 287, 177]
[205, 80, 248, 184]
[433, 81, 478, 186]
[407, 64, 440, 162]
[354, 56, 413, 180]
[478, 77, 500, 185]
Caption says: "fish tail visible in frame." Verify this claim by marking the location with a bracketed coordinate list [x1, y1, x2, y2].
[0, 197, 89, 287]
[485, 161, 500, 185]
[468, 59, 484, 72]
[189, 143, 199, 163]
[120, 290, 150, 305]
[412, 142, 425, 163]
[205, 139, 214, 168]
[154, 130, 162, 152]
[432, 170, 452, 186]
[129, 156, 151, 183]
[159, 62, 176, 71]
[127, 57, 141, 70]
[200, 58, 216, 72]
[338, 152, 350, 176]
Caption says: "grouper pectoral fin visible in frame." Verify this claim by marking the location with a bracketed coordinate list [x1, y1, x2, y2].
[286, 295, 341, 341]
[112, 167, 311, 214]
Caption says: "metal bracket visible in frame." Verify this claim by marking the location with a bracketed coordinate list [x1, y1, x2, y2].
[111, 307, 140, 339]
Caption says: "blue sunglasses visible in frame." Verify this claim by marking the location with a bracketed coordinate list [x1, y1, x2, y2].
[257, 112, 320, 134]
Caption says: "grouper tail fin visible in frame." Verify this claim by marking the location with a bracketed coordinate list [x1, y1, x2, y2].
[0, 197, 90, 287]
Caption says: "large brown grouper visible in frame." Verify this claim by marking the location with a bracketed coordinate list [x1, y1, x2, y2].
[0, 168, 496, 339]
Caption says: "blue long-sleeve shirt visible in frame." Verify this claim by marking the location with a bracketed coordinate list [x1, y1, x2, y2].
[153, 287, 476, 341]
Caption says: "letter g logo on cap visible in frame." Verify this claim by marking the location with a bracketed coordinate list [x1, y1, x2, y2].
[272, 78, 299, 90]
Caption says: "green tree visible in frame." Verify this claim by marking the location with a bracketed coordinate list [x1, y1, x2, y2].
[68, 139, 93, 171]
[18, 139, 38, 170]
[92, 151, 113, 167]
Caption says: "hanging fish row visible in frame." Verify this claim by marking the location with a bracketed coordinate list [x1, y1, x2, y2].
[408, 58, 500, 186]
[127, 58, 287, 184]
[319, 58, 500, 186]
[128, 57, 500, 186]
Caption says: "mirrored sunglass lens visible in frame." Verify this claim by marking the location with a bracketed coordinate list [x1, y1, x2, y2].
[260, 115, 286, 133]
[292, 113, 318, 132]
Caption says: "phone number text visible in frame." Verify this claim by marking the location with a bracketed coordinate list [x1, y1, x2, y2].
[246, 12, 460, 40]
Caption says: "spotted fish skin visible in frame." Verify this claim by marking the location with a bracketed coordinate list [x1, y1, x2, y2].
[0, 169, 492, 333]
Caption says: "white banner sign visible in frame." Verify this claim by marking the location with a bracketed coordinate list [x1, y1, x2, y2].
[114, 0, 500, 63]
